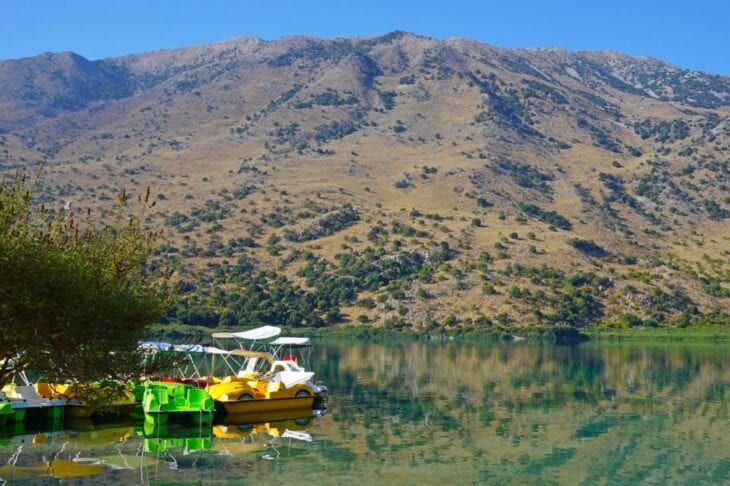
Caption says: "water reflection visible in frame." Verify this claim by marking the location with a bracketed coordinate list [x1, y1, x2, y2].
[311, 342, 730, 484]
[0, 341, 729, 484]
[0, 413, 321, 483]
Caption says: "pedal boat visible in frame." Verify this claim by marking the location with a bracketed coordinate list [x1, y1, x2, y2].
[211, 328, 328, 409]
[2, 379, 66, 422]
[207, 349, 317, 415]
[141, 381, 214, 426]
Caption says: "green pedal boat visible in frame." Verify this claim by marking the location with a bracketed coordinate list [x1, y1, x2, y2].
[141, 382, 214, 426]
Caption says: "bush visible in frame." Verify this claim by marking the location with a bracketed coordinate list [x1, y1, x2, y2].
[378, 90, 397, 110]
[704, 200, 730, 221]
[399, 75, 416, 85]
[286, 204, 360, 242]
[518, 203, 572, 230]
[496, 159, 553, 193]
[358, 297, 376, 309]
[568, 238, 609, 258]
[313, 120, 357, 143]
[443, 315, 458, 326]
[476, 197, 492, 208]
[482, 283, 497, 295]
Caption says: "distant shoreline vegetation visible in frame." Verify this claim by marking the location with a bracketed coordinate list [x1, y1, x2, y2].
[148, 321, 730, 344]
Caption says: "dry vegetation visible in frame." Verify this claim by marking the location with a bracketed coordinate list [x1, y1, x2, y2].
[2, 32, 730, 334]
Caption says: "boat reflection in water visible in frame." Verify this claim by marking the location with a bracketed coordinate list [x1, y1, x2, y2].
[213, 417, 314, 461]
[4, 341, 729, 484]
[0, 409, 324, 482]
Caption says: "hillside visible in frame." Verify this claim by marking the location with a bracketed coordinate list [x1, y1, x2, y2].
[2, 31, 730, 334]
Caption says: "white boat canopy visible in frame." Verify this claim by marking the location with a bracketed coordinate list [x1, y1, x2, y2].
[203, 346, 232, 355]
[210, 332, 234, 339]
[271, 337, 310, 346]
[212, 325, 281, 341]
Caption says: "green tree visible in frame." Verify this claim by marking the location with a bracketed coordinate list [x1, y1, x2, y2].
[0, 173, 171, 387]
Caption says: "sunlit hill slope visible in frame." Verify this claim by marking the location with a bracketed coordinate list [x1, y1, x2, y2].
[2, 32, 730, 334]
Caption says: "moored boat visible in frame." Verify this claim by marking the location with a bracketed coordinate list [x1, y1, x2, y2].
[137, 326, 328, 420]
[141, 381, 214, 426]
[269, 336, 328, 406]
[211, 327, 328, 409]
[207, 349, 317, 415]
[2, 373, 66, 422]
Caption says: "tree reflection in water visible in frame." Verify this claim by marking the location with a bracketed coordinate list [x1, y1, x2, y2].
[310, 341, 730, 484]
[0, 341, 728, 484]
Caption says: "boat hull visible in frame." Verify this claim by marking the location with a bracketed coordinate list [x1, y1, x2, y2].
[216, 395, 314, 415]
[8, 401, 64, 422]
[64, 405, 94, 419]
[0, 410, 12, 426]
[12, 408, 27, 422]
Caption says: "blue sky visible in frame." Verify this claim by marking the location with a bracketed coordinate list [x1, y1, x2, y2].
[2, 0, 728, 75]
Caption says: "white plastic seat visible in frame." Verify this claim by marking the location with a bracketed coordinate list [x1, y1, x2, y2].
[15, 385, 40, 400]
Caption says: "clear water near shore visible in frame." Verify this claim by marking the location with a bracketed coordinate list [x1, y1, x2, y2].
[1, 341, 729, 484]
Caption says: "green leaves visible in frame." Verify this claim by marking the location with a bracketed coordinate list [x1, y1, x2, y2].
[0, 173, 170, 386]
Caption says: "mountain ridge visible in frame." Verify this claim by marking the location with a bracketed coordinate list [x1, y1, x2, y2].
[1, 32, 729, 332]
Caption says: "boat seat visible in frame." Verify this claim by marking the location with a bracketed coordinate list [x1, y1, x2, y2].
[146, 387, 169, 411]
[271, 360, 305, 373]
[186, 388, 207, 409]
[270, 363, 288, 374]
[132, 384, 145, 402]
[35, 383, 58, 398]
[14, 385, 41, 400]
[187, 388, 213, 410]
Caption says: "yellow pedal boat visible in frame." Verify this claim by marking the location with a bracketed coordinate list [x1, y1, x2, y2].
[207, 349, 317, 415]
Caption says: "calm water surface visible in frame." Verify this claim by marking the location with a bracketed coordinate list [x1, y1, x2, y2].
[1, 341, 729, 484]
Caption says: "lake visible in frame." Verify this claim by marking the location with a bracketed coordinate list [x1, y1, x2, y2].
[1, 340, 729, 484]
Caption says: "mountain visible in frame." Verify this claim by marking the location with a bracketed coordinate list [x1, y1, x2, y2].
[1, 32, 729, 334]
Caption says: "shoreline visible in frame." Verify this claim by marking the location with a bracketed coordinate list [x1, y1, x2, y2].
[147, 323, 730, 343]
[582, 326, 730, 341]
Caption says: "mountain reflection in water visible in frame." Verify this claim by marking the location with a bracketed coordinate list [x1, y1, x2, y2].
[0, 341, 728, 484]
